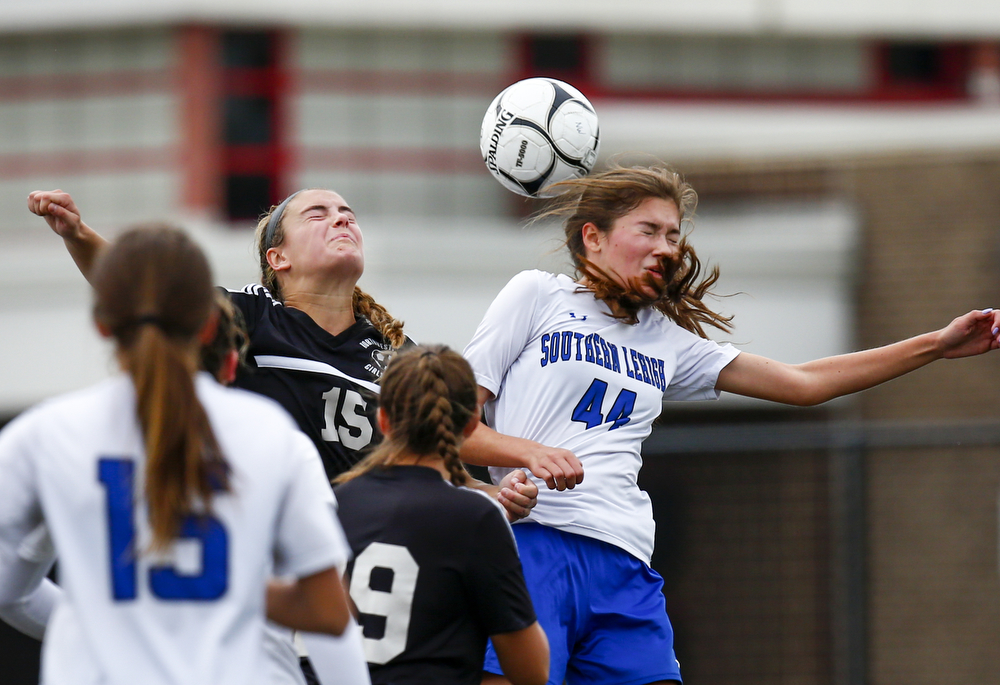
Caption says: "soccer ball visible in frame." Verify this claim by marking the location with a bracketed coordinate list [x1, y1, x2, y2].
[480, 78, 600, 198]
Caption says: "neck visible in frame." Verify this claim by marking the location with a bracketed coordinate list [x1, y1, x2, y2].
[281, 285, 357, 338]
[395, 452, 450, 481]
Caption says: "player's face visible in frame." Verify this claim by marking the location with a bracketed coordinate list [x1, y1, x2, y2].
[586, 196, 681, 298]
[275, 189, 364, 282]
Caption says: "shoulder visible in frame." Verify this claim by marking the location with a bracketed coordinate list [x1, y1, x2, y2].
[0, 377, 131, 452]
[233, 283, 278, 303]
[487, 270, 565, 312]
[223, 284, 280, 323]
[195, 374, 299, 433]
[449, 484, 509, 523]
[506, 269, 557, 292]
[21, 376, 130, 425]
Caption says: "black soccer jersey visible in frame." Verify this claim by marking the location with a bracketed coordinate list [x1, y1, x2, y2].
[335, 466, 537, 685]
[226, 285, 405, 479]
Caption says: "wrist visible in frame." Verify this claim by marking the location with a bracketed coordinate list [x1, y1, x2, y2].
[925, 329, 949, 360]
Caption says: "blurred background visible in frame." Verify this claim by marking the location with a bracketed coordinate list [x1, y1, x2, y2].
[1, 1, 999, 683]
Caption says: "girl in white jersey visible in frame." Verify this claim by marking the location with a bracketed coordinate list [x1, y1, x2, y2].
[461, 164, 1000, 685]
[0, 226, 352, 685]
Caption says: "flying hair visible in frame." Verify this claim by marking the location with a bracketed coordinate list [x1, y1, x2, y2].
[91, 225, 230, 551]
[336, 345, 477, 487]
[540, 163, 733, 338]
[254, 191, 406, 349]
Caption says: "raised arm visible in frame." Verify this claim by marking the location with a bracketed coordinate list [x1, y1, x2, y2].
[716, 309, 1000, 406]
[27, 190, 108, 283]
[460, 387, 584, 491]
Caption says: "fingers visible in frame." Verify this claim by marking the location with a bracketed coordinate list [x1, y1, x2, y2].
[988, 308, 1000, 342]
[27, 190, 75, 218]
[530, 450, 584, 491]
[532, 465, 558, 491]
[498, 482, 537, 520]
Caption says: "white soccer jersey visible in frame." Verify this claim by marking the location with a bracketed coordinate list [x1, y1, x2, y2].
[464, 270, 740, 564]
[0, 374, 349, 685]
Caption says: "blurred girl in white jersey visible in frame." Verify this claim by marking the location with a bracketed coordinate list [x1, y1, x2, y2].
[0, 226, 352, 685]
[27, 187, 537, 685]
[461, 164, 1000, 685]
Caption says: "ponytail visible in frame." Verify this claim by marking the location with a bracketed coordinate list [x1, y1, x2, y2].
[92, 226, 229, 551]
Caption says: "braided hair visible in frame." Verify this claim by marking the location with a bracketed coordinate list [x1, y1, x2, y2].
[336, 345, 478, 487]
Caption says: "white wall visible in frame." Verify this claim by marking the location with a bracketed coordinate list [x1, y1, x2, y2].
[3, 1, 1000, 38]
[598, 101, 1000, 165]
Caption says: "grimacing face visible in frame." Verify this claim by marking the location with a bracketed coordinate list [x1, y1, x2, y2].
[584, 196, 681, 297]
[267, 189, 365, 285]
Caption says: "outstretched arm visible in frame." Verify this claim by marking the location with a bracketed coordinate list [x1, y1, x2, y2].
[460, 387, 584, 491]
[716, 309, 1000, 406]
[27, 190, 108, 283]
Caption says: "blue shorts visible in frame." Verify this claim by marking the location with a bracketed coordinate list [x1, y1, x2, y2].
[484, 523, 682, 685]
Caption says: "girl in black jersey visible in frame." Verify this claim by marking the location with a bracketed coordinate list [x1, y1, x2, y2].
[335, 345, 549, 685]
[26, 188, 536, 516]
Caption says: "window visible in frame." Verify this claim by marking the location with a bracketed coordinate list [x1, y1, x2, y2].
[521, 34, 591, 86]
[221, 30, 286, 222]
[876, 42, 970, 100]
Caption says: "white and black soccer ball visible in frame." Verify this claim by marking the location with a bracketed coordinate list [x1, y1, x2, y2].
[480, 77, 600, 198]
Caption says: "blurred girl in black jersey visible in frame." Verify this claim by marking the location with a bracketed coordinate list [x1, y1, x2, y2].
[335, 345, 549, 685]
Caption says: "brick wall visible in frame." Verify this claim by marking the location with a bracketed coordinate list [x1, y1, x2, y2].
[675, 151, 1000, 685]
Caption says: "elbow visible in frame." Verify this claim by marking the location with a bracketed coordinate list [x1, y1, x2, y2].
[510, 667, 549, 685]
[788, 393, 825, 407]
[0, 599, 20, 620]
[504, 668, 548, 685]
[779, 378, 834, 407]
[325, 612, 349, 637]
[495, 623, 549, 685]
[511, 665, 549, 685]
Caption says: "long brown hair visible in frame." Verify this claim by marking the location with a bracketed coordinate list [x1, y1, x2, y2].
[542, 163, 732, 338]
[200, 291, 248, 381]
[92, 225, 229, 551]
[336, 346, 476, 487]
[254, 192, 406, 349]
